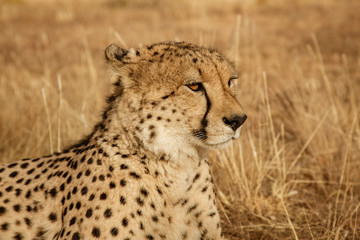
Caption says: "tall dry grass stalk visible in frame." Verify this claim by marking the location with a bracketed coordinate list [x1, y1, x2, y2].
[0, 0, 359, 239]
[57, 74, 63, 152]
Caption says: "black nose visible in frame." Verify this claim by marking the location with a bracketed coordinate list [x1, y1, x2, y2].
[223, 114, 247, 131]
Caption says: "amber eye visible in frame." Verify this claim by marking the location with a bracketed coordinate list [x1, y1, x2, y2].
[228, 77, 238, 88]
[187, 83, 202, 92]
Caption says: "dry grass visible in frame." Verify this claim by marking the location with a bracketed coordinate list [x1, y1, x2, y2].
[1, 0, 360, 239]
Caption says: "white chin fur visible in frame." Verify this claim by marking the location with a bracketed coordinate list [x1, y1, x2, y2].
[143, 126, 198, 160]
[143, 125, 244, 157]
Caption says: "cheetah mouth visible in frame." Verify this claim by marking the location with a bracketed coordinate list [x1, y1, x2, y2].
[203, 127, 242, 148]
[193, 126, 243, 148]
[203, 135, 234, 147]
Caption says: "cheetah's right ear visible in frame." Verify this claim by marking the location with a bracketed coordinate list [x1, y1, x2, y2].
[105, 43, 136, 65]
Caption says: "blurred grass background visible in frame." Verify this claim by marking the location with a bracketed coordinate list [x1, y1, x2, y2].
[1, 0, 360, 239]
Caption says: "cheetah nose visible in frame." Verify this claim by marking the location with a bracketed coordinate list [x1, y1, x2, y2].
[222, 114, 247, 131]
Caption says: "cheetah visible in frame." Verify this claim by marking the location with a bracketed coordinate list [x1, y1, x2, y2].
[0, 41, 247, 240]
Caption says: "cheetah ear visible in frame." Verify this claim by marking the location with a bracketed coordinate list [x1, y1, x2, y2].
[105, 44, 137, 65]
[105, 44, 137, 91]
[105, 44, 128, 63]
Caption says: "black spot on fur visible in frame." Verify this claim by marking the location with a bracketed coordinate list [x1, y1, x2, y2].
[24, 218, 31, 227]
[89, 194, 95, 201]
[86, 209, 93, 218]
[193, 173, 200, 183]
[15, 178, 24, 183]
[122, 218, 128, 227]
[140, 188, 148, 197]
[15, 188, 21, 197]
[136, 197, 144, 206]
[187, 204, 198, 213]
[76, 172, 83, 179]
[49, 188, 57, 198]
[8, 163, 17, 168]
[104, 208, 112, 218]
[100, 193, 107, 200]
[129, 172, 141, 179]
[13, 233, 23, 240]
[20, 163, 29, 169]
[120, 179, 127, 186]
[152, 215, 159, 222]
[13, 204, 21, 212]
[1, 223, 8, 231]
[109, 227, 118, 237]
[81, 187, 88, 195]
[49, 213, 57, 222]
[92, 227, 100, 238]
[25, 190, 31, 198]
[121, 164, 128, 170]
[72, 232, 80, 240]
[70, 217, 76, 226]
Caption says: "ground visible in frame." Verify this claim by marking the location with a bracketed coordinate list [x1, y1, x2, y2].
[1, 0, 360, 239]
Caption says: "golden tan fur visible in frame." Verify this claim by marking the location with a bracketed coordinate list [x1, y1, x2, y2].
[0, 41, 246, 240]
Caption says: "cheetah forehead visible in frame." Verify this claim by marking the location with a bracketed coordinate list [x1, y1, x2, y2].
[106, 41, 235, 70]
[133, 41, 231, 65]
[106, 41, 238, 99]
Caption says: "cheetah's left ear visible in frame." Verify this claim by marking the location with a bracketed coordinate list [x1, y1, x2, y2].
[105, 44, 138, 91]
[105, 43, 137, 65]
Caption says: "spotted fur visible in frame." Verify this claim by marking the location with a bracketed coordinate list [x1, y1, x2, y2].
[0, 41, 246, 240]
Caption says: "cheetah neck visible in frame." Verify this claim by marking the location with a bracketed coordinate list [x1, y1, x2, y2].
[79, 115, 204, 167]
[67, 93, 208, 196]
[66, 124, 202, 203]
[98, 98, 203, 164]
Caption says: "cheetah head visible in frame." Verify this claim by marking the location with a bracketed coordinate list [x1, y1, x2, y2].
[105, 42, 246, 159]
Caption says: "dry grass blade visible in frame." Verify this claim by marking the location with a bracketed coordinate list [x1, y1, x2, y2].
[234, 14, 241, 65]
[57, 75, 62, 152]
[280, 196, 299, 240]
[41, 88, 53, 154]
[332, 113, 358, 233]
[112, 29, 128, 49]
[287, 109, 330, 174]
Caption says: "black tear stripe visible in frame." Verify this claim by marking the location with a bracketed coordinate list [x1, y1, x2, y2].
[194, 84, 211, 140]
[195, 55, 223, 141]
[201, 87, 211, 128]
